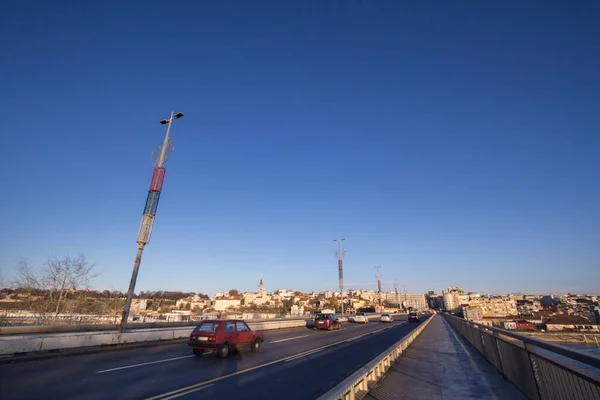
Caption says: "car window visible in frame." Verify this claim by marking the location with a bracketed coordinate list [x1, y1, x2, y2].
[224, 322, 236, 332]
[315, 314, 327, 320]
[195, 322, 219, 332]
[236, 321, 249, 332]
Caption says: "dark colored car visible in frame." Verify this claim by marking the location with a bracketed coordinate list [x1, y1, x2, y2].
[188, 319, 264, 358]
[408, 312, 420, 323]
[313, 313, 341, 330]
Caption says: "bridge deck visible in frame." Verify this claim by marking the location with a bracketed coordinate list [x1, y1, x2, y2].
[365, 315, 526, 400]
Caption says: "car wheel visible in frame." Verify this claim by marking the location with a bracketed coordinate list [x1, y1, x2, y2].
[216, 343, 229, 358]
[193, 349, 204, 357]
[328, 324, 333, 331]
[251, 338, 261, 352]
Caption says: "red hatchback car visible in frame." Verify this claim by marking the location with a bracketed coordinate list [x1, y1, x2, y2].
[188, 319, 264, 358]
[313, 313, 342, 331]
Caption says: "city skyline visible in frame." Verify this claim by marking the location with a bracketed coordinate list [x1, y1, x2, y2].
[1, 2, 599, 295]
[2, 268, 598, 298]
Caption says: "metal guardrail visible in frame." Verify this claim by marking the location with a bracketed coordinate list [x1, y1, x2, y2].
[444, 314, 600, 400]
[317, 315, 435, 400]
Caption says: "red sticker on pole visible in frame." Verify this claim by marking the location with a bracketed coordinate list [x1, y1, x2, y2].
[149, 167, 166, 192]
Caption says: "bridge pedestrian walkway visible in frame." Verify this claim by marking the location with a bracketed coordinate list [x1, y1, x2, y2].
[365, 315, 526, 400]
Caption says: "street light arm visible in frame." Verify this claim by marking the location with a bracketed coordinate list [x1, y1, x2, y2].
[157, 111, 184, 168]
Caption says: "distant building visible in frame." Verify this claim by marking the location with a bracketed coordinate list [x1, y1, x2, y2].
[131, 299, 149, 314]
[442, 286, 464, 312]
[380, 292, 427, 310]
[545, 315, 599, 332]
[214, 297, 242, 311]
[517, 299, 541, 315]
[475, 297, 518, 317]
[176, 295, 210, 311]
[290, 304, 304, 316]
[242, 276, 272, 306]
[463, 306, 483, 321]
[276, 289, 294, 299]
[425, 293, 443, 309]
[540, 295, 555, 308]
[467, 292, 489, 299]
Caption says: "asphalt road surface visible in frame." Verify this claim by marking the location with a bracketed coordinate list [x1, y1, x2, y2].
[0, 316, 428, 400]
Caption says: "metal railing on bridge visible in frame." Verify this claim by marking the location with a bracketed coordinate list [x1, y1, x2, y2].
[444, 313, 600, 400]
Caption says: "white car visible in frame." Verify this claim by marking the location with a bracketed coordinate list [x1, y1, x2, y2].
[380, 313, 394, 323]
[354, 313, 369, 324]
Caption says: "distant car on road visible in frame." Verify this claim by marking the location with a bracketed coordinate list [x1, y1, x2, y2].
[380, 313, 393, 323]
[354, 312, 369, 324]
[408, 312, 420, 323]
[188, 319, 264, 358]
[313, 313, 342, 330]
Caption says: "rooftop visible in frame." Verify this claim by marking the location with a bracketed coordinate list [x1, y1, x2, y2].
[546, 315, 594, 325]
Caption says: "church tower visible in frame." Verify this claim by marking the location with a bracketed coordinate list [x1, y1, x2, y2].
[259, 274, 264, 294]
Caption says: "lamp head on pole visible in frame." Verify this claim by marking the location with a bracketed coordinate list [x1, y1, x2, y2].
[159, 112, 183, 125]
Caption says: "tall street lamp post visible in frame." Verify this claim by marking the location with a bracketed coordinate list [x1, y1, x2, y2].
[119, 111, 184, 332]
[334, 238, 345, 316]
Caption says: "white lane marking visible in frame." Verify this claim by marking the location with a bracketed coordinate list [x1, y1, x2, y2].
[270, 334, 310, 344]
[161, 384, 213, 400]
[96, 323, 386, 374]
[96, 355, 194, 374]
[346, 335, 362, 343]
[284, 348, 324, 362]
[94, 323, 399, 379]
[145, 322, 403, 400]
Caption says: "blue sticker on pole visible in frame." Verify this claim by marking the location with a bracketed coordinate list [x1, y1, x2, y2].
[143, 190, 161, 216]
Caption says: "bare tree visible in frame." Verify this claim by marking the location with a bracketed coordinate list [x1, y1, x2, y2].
[14, 255, 98, 322]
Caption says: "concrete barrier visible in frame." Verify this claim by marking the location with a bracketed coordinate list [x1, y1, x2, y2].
[0, 313, 397, 358]
[317, 315, 435, 400]
[0, 317, 318, 357]
[0, 317, 312, 336]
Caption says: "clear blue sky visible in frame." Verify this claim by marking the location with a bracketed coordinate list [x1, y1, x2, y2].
[1, 1, 599, 296]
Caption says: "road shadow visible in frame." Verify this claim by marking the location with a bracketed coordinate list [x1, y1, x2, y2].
[190, 342, 278, 399]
